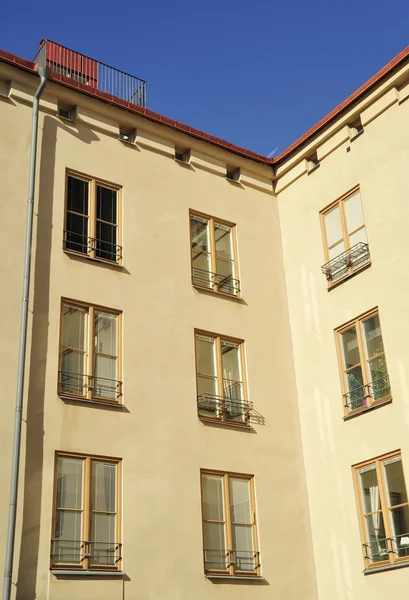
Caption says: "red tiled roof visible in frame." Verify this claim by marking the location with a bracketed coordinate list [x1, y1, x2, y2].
[1, 45, 409, 165]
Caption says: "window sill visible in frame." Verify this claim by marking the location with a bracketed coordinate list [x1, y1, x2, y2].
[343, 397, 392, 421]
[206, 574, 265, 581]
[307, 163, 320, 174]
[52, 570, 125, 577]
[327, 261, 371, 290]
[63, 249, 124, 269]
[199, 416, 252, 430]
[350, 129, 364, 142]
[192, 284, 242, 301]
[363, 560, 409, 575]
[58, 395, 127, 410]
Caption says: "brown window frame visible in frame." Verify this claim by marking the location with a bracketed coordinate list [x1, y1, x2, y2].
[320, 187, 369, 285]
[51, 452, 122, 571]
[64, 169, 122, 264]
[58, 299, 122, 405]
[190, 211, 240, 297]
[194, 330, 250, 425]
[353, 451, 409, 570]
[335, 308, 391, 417]
[200, 470, 261, 577]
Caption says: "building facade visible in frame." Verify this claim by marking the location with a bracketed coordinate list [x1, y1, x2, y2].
[0, 40, 408, 599]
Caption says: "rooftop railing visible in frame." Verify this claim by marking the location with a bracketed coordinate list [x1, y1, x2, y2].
[321, 242, 370, 284]
[34, 39, 147, 108]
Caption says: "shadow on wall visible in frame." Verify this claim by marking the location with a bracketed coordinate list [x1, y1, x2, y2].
[15, 115, 99, 599]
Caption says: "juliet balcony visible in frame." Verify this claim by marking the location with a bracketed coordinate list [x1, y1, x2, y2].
[321, 242, 370, 285]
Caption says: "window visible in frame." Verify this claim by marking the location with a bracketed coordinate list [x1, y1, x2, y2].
[57, 104, 76, 121]
[64, 171, 122, 264]
[307, 152, 320, 171]
[350, 117, 364, 137]
[336, 309, 391, 415]
[353, 452, 409, 569]
[320, 188, 370, 284]
[119, 128, 136, 143]
[190, 212, 240, 296]
[201, 471, 260, 576]
[51, 453, 121, 571]
[226, 167, 240, 182]
[195, 331, 250, 424]
[58, 300, 122, 404]
[175, 147, 191, 163]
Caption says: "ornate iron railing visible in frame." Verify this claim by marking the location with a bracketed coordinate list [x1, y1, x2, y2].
[58, 371, 122, 401]
[64, 230, 123, 263]
[343, 375, 391, 411]
[51, 539, 122, 567]
[203, 548, 261, 573]
[197, 394, 265, 425]
[321, 242, 370, 283]
[34, 39, 147, 108]
[192, 267, 241, 296]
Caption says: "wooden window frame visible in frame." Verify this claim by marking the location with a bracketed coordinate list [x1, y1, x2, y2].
[353, 451, 409, 570]
[190, 210, 240, 297]
[51, 452, 122, 572]
[320, 186, 369, 285]
[64, 169, 123, 265]
[200, 470, 260, 577]
[194, 330, 249, 425]
[335, 308, 391, 417]
[58, 299, 122, 405]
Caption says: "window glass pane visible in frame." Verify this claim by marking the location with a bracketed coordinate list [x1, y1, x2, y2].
[54, 513, 83, 563]
[383, 457, 408, 506]
[344, 192, 364, 234]
[232, 525, 255, 571]
[346, 366, 365, 410]
[223, 381, 243, 402]
[57, 457, 83, 509]
[349, 227, 367, 247]
[202, 474, 224, 521]
[91, 513, 116, 565]
[215, 223, 233, 260]
[341, 327, 360, 368]
[196, 335, 217, 376]
[363, 513, 388, 563]
[390, 506, 409, 557]
[191, 217, 209, 253]
[67, 176, 88, 215]
[230, 478, 251, 523]
[325, 206, 343, 247]
[221, 342, 241, 382]
[368, 357, 389, 399]
[96, 222, 117, 261]
[215, 258, 236, 294]
[328, 240, 345, 260]
[97, 186, 117, 224]
[95, 313, 116, 356]
[61, 352, 85, 395]
[62, 306, 85, 350]
[92, 462, 116, 512]
[94, 356, 117, 398]
[203, 523, 226, 570]
[65, 213, 88, 253]
[359, 465, 379, 514]
[197, 376, 218, 397]
[363, 314, 383, 358]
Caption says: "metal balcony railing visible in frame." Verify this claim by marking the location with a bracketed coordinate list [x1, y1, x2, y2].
[363, 532, 409, 563]
[64, 230, 123, 263]
[34, 39, 147, 108]
[197, 393, 265, 425]
[321, 242, 370, 283]
[58, 371, 122, 401]
[51, 539, 122, 567]
[343, 375, 391, 411]
[203, 548, 261, 573]
[192, 267, 241, 296]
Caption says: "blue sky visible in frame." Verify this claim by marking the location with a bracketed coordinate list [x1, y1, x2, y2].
[3, 0, 409, 155]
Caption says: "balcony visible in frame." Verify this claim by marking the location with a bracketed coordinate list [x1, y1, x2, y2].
[51, 539, 122, 569]
[58, 371, 122, 403]
[197, 394, 265, 425]
[192, 267, 241, 297]
[343, 375, 391, 412]
[34, 39, 147, 108]
[321, 242, 370, 285]
[64, 230, 123, 264]
[203, 549, 261, 575]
